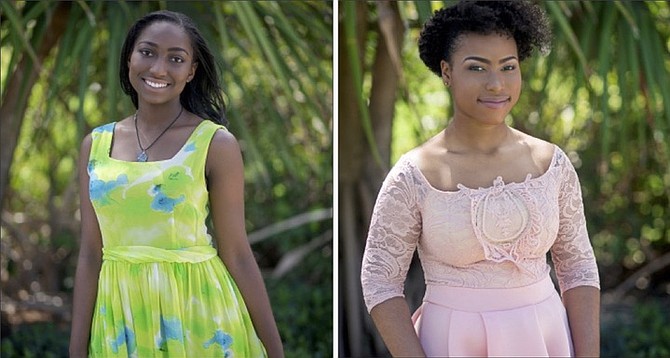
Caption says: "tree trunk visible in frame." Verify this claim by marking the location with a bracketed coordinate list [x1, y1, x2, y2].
[339, 2, 406, 355]
[363, 0, 404, 203]
[0, 2, 70, 207]
[338, 2, 369, 356]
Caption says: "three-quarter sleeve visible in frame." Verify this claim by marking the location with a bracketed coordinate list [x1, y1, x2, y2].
[361, 159, 423, 312]
[550, 151, 600, 294]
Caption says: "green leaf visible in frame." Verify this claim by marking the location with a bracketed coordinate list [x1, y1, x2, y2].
[546, 1, 590, 79]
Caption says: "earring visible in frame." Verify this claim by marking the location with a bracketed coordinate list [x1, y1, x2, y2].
[444, 81, 450, 88]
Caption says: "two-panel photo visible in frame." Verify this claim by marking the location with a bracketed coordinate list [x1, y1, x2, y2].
[1, 1, 668, 357]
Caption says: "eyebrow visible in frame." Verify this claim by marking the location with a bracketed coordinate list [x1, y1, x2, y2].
[137, 41, 190, 56]
[462, 55, 518, 64]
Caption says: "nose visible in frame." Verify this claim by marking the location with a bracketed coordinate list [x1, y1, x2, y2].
[149, 57, 168, 77]
[486, 72, 503, 92]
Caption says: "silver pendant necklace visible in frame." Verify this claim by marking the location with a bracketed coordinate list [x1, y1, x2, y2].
[134, 106, 184, 162]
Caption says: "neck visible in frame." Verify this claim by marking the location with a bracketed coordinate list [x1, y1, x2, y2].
[443, 117, 512, 154]
[136, 100, 184, 127]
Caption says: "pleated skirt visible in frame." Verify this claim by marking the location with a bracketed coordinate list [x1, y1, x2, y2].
[89, 246, 266, 357]
[412, 275, 573, 357]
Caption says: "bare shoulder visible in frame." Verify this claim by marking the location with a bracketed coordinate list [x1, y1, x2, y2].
[406, 131, 445, 170]
[80, 132, 93, 151]
[209, 127, 241, 154]
[512, 129, 556, 167]
[114, 116, 135, 131]
[404, 132, 453, 189]
[206, 127, 243, 176]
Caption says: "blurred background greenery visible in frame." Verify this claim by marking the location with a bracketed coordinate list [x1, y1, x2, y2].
[1, 1, 332, 357]
[3, 0, 670, 357]
[339, 1, 669, 357]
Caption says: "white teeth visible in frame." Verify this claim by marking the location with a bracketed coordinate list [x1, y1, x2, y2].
[145, 79, 168, 88]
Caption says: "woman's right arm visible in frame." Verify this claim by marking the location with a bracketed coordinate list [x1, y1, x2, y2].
[69, 134, 103, 357]
[360, 160, 426, 357]
[370, 298, 426, 356]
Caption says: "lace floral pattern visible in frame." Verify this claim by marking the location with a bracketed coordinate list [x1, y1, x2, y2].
[361, 146, 600, 312]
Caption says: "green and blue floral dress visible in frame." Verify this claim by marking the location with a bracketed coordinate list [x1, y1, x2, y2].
[86, 120, 266, 357]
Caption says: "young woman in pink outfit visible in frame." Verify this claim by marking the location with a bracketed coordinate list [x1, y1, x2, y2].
[360, 1, 600, 356]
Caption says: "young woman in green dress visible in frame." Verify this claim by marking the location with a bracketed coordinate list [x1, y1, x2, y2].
[69, 10, 283, 357]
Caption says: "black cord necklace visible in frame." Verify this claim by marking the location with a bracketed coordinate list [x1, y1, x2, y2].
[134, 106, 184, 162]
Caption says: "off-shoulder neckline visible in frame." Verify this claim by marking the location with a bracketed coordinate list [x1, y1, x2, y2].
[403, 145, 560, 194]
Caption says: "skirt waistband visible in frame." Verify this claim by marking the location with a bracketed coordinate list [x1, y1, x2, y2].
[102, 245, 217, 264]
[423, 275, 557, 312]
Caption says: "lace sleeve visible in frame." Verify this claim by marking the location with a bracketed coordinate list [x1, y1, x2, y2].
[361, 159, 422, 312]
[550, 150, 600, 294]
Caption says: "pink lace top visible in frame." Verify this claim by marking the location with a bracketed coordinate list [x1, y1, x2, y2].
[361, 146, 600, 312]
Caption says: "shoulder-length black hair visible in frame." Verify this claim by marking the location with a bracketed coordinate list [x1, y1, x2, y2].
[119, 10, 227, 126]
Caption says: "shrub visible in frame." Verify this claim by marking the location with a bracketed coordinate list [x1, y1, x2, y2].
[601, 298, 670, 357]
[1, 322, 69, 358]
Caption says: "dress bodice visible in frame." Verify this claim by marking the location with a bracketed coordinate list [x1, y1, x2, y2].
[88, 120, 223, 249]
[361, 146, 600, 311]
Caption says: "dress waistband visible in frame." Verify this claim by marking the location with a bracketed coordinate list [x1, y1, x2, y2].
[102, 245, 217, 263]
[423, 275, 557, 312]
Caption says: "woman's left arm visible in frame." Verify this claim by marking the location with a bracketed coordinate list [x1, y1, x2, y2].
[207, 129, 284, 358]
[551, 149, 601, 357]
[562, 286, 600, 357]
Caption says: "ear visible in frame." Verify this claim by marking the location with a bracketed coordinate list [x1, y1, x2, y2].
[440, 60, 451, 87]
[188, 61, 198, 82]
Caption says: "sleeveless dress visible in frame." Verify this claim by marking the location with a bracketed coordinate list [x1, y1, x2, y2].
[361, 146, 600, 357]
[86, 120, 266, 357]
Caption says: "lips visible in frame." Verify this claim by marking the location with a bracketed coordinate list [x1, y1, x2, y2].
[143, 78, 170, 89]
[478, 97, 510, 109]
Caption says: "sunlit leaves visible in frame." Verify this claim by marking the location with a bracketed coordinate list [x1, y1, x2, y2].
[1, 4, 332, 355]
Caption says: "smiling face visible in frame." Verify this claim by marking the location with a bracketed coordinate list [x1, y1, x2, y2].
[441, 33, 521, 126]
[128, 21, 197, 107]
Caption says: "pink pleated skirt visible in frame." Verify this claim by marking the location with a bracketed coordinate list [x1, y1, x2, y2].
[412, 275, 573, 357]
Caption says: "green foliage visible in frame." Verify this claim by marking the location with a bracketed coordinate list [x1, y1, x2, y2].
[1, 0, 332, 355]
[0, 323, 69, 358]
[602, 300, 670, 357]
[267, 239, 333, 357]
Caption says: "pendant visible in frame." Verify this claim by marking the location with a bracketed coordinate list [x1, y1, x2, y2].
[137, 151, 148, 162]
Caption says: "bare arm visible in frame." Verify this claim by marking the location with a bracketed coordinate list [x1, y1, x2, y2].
[69, 134, 103, 357]
[206, 130, 283, 358]
[563, 285, 600, 357]
[370, 297, 426, 357]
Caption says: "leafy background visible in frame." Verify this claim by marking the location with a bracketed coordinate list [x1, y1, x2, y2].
[3, 1, 670, 357]
[339, 1, 669, 357]
[0, 1, 332, 357]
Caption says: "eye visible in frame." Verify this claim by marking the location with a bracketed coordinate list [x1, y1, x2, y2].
[502, 64, 517, 71]
[139, 48, 153, 57]
[171, 56, 185, 63]
[468, 65, 485, 72]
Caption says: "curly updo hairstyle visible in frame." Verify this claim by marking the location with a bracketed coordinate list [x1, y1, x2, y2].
[418, 0, 552, 76]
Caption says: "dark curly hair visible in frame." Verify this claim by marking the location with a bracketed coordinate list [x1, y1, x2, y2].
[119, 10, 227, 126]
[418, 0, 552, 76]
